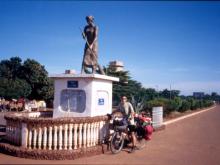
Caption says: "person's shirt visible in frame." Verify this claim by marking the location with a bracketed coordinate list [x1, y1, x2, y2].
[117, 102, 134, 119]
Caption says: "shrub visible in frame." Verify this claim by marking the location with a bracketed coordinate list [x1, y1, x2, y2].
[179, 100, 191, 112]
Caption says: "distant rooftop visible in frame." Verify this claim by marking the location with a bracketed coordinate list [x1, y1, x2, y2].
[109, 60, 124, 72]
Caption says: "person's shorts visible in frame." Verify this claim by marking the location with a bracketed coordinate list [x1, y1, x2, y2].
[128, 125, 136, 132]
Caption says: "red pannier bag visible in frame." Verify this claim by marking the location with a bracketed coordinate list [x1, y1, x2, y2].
[144, 125, 153, 140]
[137, 115, 153, 140]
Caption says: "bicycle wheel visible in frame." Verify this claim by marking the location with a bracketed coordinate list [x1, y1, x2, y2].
[110, 131, 124, 154]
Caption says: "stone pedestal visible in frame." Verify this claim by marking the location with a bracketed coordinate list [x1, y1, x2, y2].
[50, 74, 119, 118]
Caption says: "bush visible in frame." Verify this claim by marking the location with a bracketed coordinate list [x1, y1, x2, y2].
[179, 100, 191, 112]
[202, 100, 214, 107]
[146, 98, 182, 116]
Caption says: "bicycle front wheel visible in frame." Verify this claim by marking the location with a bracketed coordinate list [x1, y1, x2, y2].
[110, 131, 124, 154]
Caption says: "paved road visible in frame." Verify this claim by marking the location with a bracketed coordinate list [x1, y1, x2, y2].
[1, 106, 220, 165]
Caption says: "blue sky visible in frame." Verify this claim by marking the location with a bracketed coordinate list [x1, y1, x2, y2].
[0, 1, 220, 95]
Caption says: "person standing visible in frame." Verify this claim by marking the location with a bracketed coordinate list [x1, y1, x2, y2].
[117, 96, 137, 153]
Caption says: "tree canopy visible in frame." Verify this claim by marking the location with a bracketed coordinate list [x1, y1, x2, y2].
[0, 57, 53, 101]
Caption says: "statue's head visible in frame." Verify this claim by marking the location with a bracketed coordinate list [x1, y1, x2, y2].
[86, 15, 94, 24]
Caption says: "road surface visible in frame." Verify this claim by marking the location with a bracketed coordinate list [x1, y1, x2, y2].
[1, 106, 220, 165]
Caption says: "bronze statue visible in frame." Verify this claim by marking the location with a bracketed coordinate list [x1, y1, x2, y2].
[81, 15, 105, 75]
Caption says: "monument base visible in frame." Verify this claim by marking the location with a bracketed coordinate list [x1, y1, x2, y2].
[50, 74, 119, 118]
[0, 142, 107, 160]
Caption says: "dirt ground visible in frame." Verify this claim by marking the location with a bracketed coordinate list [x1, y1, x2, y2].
[1, 106, 220, 165]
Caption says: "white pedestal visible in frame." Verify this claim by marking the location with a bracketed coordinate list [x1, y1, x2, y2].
[50, 74, 119, 118]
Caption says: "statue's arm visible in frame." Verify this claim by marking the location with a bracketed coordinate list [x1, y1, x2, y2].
[90, 26, 98, 48]
[94, 26, 98, 42]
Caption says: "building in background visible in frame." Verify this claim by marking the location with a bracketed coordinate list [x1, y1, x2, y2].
[193, 92, 205, 99]
[109, 61, 124, 72]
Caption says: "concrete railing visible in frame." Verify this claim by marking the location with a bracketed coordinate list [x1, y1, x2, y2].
[4, 112, 109, 151]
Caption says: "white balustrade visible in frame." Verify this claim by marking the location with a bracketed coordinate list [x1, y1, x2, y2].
[5, 116, 108, 151]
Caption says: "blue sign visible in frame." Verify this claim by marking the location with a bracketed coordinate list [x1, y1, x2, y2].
[67, 81, 78, 88]
[98, 98, 104, 105]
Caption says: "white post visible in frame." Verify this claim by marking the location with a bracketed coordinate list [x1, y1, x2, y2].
[87, 123, 91, 147]
[73, 124, 78, 149]
[59, 125, 63, 150]
[83, 123, 87, 148]
[38, 127, 42, 149]
[33, 128, 37, 149]
[48, 126, 52, 150]
[21, 123, 28, 148]
[78, 124, 83, 148]
[53, 126, 58, 150]
[68, 124, 73, 150]
[152, 106, 163, 128]
[64, 124, 68, 150]
[43, 126, 47, 150]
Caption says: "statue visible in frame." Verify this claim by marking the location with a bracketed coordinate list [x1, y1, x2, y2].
[81, 15, 105, 75]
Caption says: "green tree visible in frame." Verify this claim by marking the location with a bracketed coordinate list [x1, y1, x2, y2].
[0, 57, 31, 99]
[0, 78, 31, 99]
[0, 57, 53, 102]
[20, 59, 53, 100]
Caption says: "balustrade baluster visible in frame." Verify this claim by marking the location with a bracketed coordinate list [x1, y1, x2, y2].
[64, 124, 68, 150]
[87, 123, 91, 147]
[73, 124, 78, 149]
[48, 126, 52, 150]
[43, 126, 47, 150]
[99, 121, 104, 143]
[53, 126, 58, 150]
[95, 122, 99, 145]
[83, 123, 87, 148]
[91, 123, 94, 146]
[68, 124, 73, 150]
[33, 128, 37, 149]
[21, 123, 28, 148]
[59, 125, 63, 150]
[38, 127, 42, 149]
[78, 124, 83, 148]
[28, 128, 32, 149]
